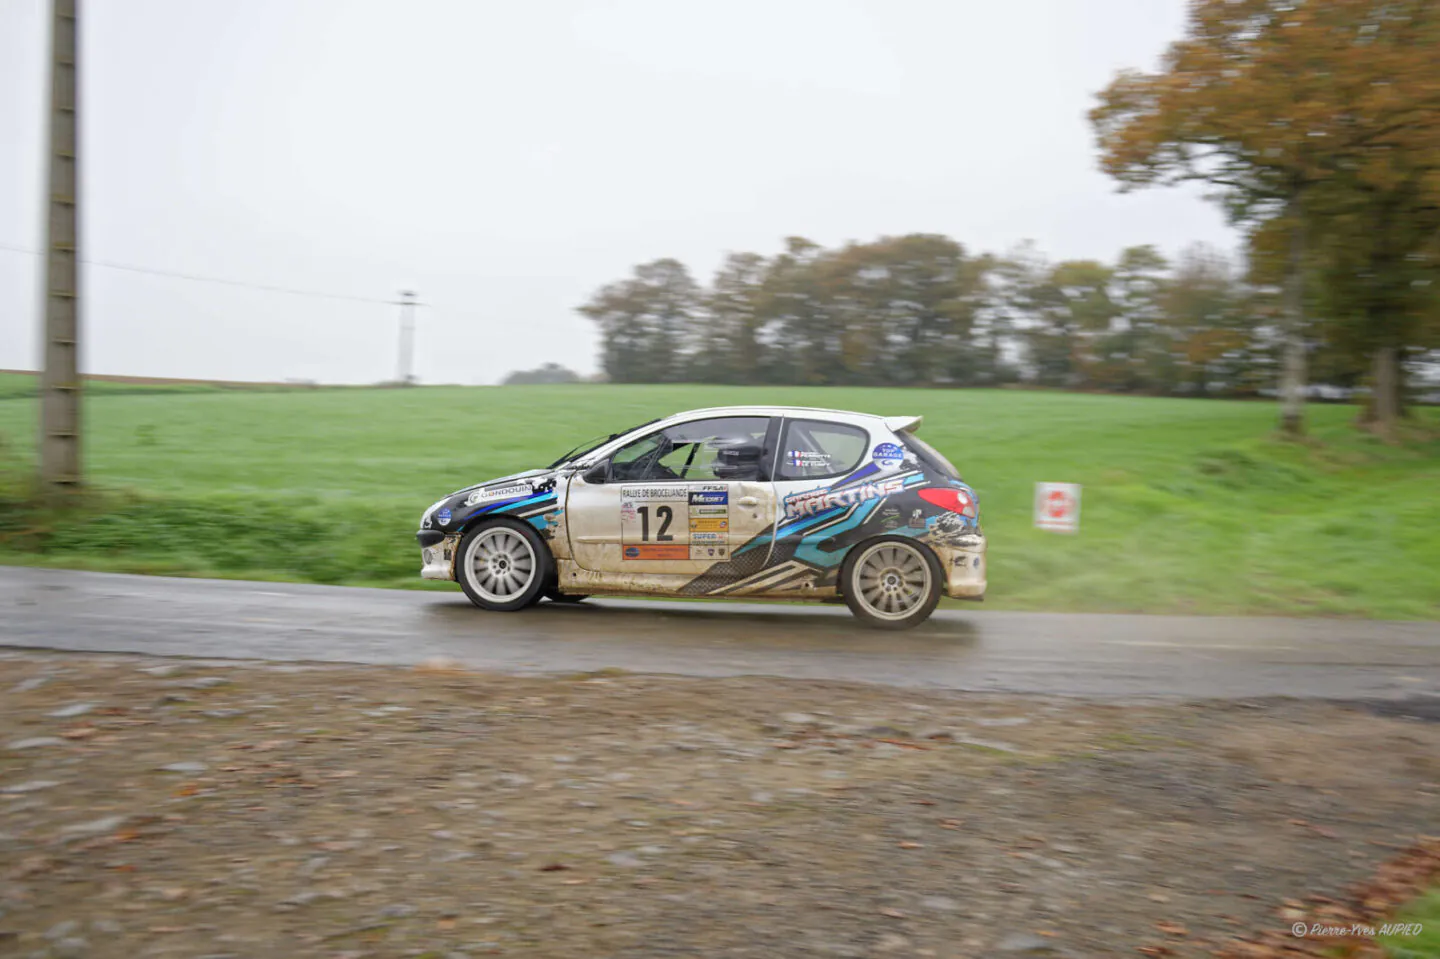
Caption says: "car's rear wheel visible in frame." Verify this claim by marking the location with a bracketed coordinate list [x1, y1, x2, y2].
[457, 519, 551, 612]
[841, 537, 942, 630]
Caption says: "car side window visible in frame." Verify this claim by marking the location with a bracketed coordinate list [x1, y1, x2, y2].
[776, 419, 869, 481]
[607, 417, 771, 483]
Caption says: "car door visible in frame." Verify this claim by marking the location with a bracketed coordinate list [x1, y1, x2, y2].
[564, 415, 779, 577]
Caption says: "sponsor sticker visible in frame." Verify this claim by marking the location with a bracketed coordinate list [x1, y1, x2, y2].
[465, 483, 532, 507]
[621, 484, 733, 557]
[783, 477, 906, 520]
[622, 543, 690, 561]
[872, 442, 905, 469]
[436, 507, 452, 526]
[787, 449, 832, 468]
[622, 485, 688, 500]
[691, 544, 729, 561]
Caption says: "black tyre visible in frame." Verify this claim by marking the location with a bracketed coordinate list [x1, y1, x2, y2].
[456, 519, 553, 612]
[840, 536, 943, 630]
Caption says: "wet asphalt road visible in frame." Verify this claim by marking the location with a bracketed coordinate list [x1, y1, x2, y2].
[2, 567, 1438, 700]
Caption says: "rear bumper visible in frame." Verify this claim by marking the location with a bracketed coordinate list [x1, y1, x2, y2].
[933, 533, 987, 601]
[418, 533, 461, 581]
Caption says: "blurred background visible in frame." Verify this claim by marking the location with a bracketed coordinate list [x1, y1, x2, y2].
[2, 0, 1236, 386]
[1, 0, 1436, 618]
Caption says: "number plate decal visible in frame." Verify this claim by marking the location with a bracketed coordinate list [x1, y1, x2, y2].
[619, 484, 732, 562]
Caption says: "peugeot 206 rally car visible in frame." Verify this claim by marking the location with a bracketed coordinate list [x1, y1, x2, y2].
[414, 407, 986, 629]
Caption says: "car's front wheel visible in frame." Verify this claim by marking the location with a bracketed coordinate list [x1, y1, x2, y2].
[841, 537, 942, 630]
[457, 519, 552, 612]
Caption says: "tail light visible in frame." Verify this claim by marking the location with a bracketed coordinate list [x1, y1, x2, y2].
[918, 487, 977, 519]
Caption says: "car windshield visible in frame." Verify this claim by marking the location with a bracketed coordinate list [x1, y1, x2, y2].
[547, 419, 660, 469]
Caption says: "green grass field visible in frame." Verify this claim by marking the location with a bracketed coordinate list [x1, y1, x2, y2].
[1, 375, 1438, 618]
[1382, 888, 1440, 958]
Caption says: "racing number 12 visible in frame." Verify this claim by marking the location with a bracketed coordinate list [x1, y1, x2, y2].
[636, 505, 674, 542]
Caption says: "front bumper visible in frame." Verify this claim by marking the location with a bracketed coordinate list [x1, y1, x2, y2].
[418, 532, 460, 581]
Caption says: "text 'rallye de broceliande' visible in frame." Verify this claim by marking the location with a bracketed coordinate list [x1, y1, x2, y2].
[415, 407, 986, 629]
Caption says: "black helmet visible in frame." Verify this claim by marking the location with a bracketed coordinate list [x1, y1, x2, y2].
[710, 436, 764, 480]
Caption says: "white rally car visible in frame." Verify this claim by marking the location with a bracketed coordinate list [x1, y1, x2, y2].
[415, 406, 986, 629]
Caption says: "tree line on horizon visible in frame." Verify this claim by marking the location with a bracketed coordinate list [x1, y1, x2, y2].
[577, 233, 1436, 404]
[580, 0, 1440, 437]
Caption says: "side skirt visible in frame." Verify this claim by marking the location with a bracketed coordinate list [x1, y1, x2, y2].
[553, 558, 840, 601]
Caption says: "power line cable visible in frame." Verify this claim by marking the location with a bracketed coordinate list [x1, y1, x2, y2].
[0, 240, 400, 306]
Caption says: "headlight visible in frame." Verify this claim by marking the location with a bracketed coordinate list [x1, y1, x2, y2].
[421, 498, 447, 526]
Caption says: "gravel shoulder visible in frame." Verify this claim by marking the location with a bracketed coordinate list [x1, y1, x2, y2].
[1, 652, 1437, 959]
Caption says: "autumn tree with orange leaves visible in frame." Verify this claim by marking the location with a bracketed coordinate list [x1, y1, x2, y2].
[1091, 0, 1440, 436]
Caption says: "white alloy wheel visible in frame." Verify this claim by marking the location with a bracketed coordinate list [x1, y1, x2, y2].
[843, 538, 942, 629]
[457, 521, 550, 611]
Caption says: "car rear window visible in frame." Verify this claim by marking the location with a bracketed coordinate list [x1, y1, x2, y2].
[900, 432, 961, 479]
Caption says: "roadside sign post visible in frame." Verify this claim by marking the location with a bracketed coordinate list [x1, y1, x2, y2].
[1034, 482, 1080, 533]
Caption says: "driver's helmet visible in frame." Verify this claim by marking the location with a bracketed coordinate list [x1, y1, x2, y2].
[709, 435, 763, 480]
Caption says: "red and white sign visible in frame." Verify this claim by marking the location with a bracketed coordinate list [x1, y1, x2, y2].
[1034, 482, 1081, 533]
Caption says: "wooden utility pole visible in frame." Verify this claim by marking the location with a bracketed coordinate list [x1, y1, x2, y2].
[395, 290, 417, 385]
[40, 0, 81, 492]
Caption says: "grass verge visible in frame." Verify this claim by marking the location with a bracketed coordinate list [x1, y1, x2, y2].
[1381, 888, 1440, 958]
[1, 383, 1437, 617]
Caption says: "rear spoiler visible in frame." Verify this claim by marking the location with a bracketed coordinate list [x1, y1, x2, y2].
[884, 415, 923, 434]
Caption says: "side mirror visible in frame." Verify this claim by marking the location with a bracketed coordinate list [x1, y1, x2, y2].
[582, 460, 609, 485]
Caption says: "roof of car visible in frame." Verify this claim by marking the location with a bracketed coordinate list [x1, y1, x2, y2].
[670, 405, 886, 420]
[663, 406, 923, 435]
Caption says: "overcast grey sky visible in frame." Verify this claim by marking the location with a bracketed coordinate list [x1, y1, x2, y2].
[0, 0, 1237, 385]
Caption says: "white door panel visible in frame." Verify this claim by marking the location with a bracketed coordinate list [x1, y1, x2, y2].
[565, 475, 775, 575]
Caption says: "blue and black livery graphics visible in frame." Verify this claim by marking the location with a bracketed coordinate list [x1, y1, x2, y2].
[678, 463, 979, 597]
[448, 475, 563, 541]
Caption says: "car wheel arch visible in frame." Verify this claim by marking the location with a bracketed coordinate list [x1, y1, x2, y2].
[837, 533, 945, 629]
[455, 516, 556, 612]
[836, 533, 942, 595]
